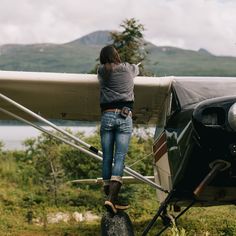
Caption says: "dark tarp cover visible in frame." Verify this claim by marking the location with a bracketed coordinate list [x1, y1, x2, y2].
[172, 77, 236, 109]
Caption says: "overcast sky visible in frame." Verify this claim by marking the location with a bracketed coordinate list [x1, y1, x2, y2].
[1, 0, 236, 56]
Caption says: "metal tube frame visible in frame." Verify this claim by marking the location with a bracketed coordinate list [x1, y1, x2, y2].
[0, 92, 168, 192]
[142, 188, 195, 236]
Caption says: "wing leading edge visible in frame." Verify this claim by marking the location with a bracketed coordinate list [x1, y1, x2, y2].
[0, 70, 172, 124]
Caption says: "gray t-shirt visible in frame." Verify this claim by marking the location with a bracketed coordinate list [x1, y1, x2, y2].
[97, 63, 139, 105]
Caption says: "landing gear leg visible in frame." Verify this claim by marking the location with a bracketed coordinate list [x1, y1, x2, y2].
[156, 201, 195, 236]
[142, 189, 195, 236]
[142, 190, 175, 236]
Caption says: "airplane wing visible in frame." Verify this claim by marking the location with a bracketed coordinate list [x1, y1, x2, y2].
[0, 70, 172, 124]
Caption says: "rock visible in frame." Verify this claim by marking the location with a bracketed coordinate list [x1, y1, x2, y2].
[84, 211, 100, 221]
[33, 211, 100, 225]
[72, 212, 84, 222]
[101, 211, 134, 236]
[47, 212, 70, 224]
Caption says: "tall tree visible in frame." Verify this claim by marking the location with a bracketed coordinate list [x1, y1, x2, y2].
[111, 18, 149, 75]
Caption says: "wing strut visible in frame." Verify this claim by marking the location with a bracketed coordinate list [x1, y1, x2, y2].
[0, 93, 168, 193]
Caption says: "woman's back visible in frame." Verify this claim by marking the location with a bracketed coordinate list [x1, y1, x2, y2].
[98, 62, 138, 105]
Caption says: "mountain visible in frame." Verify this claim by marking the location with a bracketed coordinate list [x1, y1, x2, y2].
[0, 30, 236, 76]
[67, 30, 112, 46]
[198, 48, 212, 55]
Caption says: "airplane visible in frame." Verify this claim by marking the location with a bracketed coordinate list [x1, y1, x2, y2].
[0, 70, 236, 235]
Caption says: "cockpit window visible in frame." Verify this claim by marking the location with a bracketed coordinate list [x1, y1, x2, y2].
[167, 89, 181, 118]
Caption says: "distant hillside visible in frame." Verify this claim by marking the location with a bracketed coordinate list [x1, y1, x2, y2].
[67, 30, 112, 46]
[1, 30, 236, 76]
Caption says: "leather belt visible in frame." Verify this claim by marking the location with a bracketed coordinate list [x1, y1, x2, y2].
[103, 108, 132, 117]
[104, 108, 122, 113]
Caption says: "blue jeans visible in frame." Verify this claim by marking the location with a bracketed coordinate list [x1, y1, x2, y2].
[100, 111, 132, 183]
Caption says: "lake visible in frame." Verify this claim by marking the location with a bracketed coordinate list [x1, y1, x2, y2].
[0, 126, 97, 150]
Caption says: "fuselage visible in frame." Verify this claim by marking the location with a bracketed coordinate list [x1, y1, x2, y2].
[153, 78, 236, 207]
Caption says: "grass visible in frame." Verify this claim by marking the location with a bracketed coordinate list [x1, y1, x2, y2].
[0, 206, 234, 236]
[0, 178, 235, 236]
[0, 146, 235, 235]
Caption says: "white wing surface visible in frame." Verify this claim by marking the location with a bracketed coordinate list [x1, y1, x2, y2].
[0, 71, 172, 124]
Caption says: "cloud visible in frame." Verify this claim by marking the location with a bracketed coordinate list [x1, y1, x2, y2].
[129, 0, 236, 56]
[0, 0, 236, 56]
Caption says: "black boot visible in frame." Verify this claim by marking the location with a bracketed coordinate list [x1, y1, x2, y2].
[115, 197, 130, 210]
[104, 185, 129, 210]
[104, 181, 121, 214]
[103, 185, 109, 196]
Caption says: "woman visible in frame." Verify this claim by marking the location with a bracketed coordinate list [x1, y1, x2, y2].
[97, 45, 139, 213]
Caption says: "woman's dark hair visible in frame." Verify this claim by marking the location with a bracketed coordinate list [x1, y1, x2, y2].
[99, 45, 121, 79]
[99, 45, 121, 64]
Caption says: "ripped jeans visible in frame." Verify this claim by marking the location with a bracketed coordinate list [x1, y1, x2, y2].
[100, 111, 132, 184]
